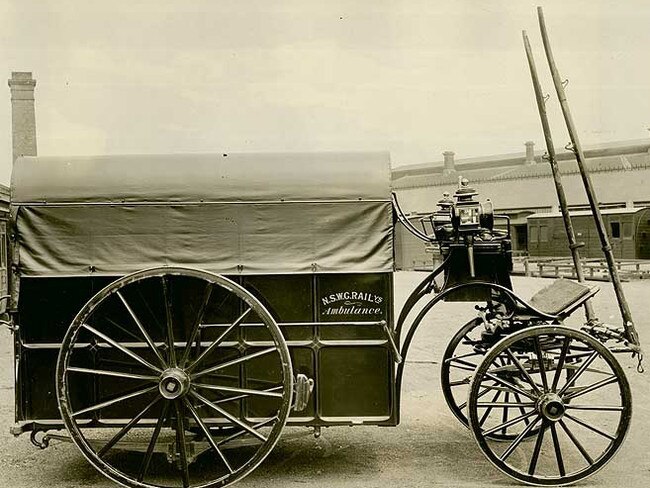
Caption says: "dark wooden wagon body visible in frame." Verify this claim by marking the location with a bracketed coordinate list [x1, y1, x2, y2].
[9, 152, 398, 434]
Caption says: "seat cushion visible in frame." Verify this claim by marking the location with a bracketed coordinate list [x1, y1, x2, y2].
[528, 278, 591, 316]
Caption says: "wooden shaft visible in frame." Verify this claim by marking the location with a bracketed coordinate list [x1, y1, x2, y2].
[522, 29, 596, 323]
[537, 7, 639, 347]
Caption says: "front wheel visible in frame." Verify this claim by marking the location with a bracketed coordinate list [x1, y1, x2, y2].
[467, 325, 632, 486]
[56, 267, 293, 488]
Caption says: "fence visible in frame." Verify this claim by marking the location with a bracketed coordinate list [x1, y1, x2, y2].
[513, 257, 650, 281]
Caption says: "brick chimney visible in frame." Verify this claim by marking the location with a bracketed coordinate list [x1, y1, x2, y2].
[443, 151, 456, 175]
[8, 72, 37, 164]
[525, 140, 535, 164]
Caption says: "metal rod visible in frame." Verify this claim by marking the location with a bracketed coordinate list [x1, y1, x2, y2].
[537, 7, 640, 349]
[522, 29, 595, 323]
[199, 320, 387, 328]
[192, 383, 284, 398]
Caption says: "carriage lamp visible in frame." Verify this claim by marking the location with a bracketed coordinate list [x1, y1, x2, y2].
[479, 199, 494, 231]
[451, 177, 481, 233]
[451, 178, 484, 277]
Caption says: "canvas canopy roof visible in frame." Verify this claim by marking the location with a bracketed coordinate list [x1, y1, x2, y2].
[12, 152, 394, 277]
[12, 152, 390, 204]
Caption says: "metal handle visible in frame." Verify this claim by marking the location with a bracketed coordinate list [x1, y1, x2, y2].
[380, 320, 403, 364]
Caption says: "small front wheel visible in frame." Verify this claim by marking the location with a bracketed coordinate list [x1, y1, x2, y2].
[467, 325, 631, 485]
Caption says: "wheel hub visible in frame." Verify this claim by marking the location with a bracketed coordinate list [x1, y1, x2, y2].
[537, 392, 565, 421]
[159, 368, 191, 400]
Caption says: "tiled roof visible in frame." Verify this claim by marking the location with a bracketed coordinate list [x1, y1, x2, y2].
[392, 140, 650, 190]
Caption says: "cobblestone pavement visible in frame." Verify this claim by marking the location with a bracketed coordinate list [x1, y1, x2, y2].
[0, 272, 648, 487]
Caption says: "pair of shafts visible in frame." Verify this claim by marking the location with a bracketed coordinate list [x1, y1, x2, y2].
[523, 7, 640, 350]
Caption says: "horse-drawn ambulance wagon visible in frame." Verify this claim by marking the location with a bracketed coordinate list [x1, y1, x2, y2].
[4, 150, 639, 487]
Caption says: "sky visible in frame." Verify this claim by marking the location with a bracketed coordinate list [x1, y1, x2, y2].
[1, 0, 649, 184]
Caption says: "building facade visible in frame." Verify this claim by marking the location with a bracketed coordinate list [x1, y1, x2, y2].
[392, 140, 650, 269]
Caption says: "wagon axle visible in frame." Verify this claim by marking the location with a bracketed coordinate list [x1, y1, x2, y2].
[159, 369, 192, 400]
[537, 393, 565, 422]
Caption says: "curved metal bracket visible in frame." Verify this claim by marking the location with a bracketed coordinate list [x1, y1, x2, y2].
[391, 192, 434, 243]
[30, 430, 50, 449]
[395, 254, 451, 340]
[394, 281, 559, 415]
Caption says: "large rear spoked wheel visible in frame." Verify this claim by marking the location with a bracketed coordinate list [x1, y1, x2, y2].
[57, 267, 293, 488]
[468, 325, 631, 485]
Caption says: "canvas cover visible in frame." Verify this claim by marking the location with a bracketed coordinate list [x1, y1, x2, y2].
[12, 152, 394, 277]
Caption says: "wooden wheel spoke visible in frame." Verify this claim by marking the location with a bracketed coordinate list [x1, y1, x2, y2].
[476, 401, 536, 408]
[557, 351, 599, 396]
[192, 347, 277, 381]
[559, 419, 594, 465]
[483, 371, 537, 401]
[565, 404, 624, 412]
[193, 383, 284, 399]
[66, 366, 159, 382]
[562, 375, 618, 401]
[458, 387, 490, 411]
[479, 391, 501, 427]
[528, 420, 547, 475]
[551, 336, 571, 391]
[512, 392, 532, 426]
[186, 307, 253, 373]
[564, 413, 616, 441]
[98, 396, 161, 457]
[184, 398, 233, 473]
[174, 401, 190, 488]
[72, 385, 158, 418]
[533, 337, 549, 392]
[483, 410, 538, 437]
[138, 402, 169, 482]
[161, 277, 177, 367]
[504, 348, 542, 396]
[179, 284, 213, 367]
[444, 351, 481, 363]
[116, 290, 167, 369]
[447, 357, 479, 369]
[81, 324, 162, 373]
[550, 423, 566, 476]
[213, 386, 284, 405]
[217, 417, 277, 447]
[500, 416, 542, 462]
[104, 316, 144, 343]
[191, 391, 267, 442]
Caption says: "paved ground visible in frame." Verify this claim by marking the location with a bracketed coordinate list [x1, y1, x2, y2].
[0, 272, 648, 487]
